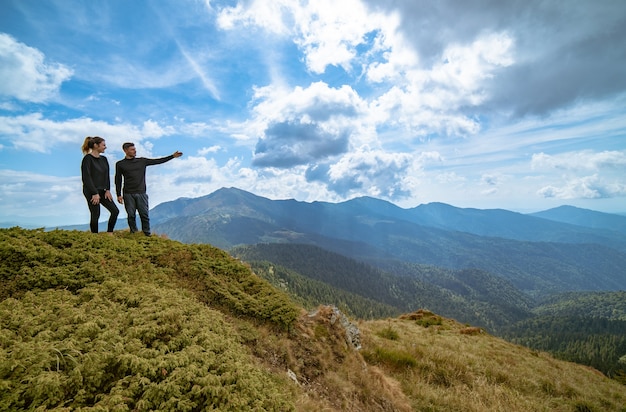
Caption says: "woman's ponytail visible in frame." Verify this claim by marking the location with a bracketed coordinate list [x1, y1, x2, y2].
[81, 137, 92, 154]
[81, 136, 104, 154]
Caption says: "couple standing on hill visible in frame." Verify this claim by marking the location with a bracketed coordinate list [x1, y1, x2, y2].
[80, 137, 182, 235]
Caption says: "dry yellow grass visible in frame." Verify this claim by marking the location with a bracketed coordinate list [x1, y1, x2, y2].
[357, 312, 626, 411]
[247, 306, 414, 411]
[245, 306, 625, 411]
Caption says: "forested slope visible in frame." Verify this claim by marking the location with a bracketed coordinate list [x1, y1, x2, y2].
[232, 243, 533, 331]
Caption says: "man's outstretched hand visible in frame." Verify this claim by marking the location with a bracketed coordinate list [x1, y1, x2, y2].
[173, 151, 183, 158]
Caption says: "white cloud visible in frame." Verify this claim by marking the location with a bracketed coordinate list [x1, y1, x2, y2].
[368, 31, 514, 139]
[217, 0, 291, 34]
[0, 170, 85, 225]
[0, 33, 73, 102]
[252, 81, 365, 124]
[431, 32, 514, 103]
[218, 0, 388, 74]
[323, 148, 414, 198]
[198, 145, 221, 155]
[364, 14, 415, 83]
[176, 40, 221, 100]
[532, 150, 626, 201]
[219, 1, 515, 142]
[140, 119, 175, 139]
[291, 0, 380, 74]
[0, 114, 175, 153]
[532, 150, 626, 171]
[538, 175, 626, 200]
[363, 1, 626, 117]
[249, 81, 374, 168]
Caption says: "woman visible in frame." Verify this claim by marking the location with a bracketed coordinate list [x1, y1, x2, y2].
[81, 136, 119, 233]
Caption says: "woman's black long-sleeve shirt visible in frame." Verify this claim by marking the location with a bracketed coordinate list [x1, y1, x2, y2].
[81, 154, 111, 197]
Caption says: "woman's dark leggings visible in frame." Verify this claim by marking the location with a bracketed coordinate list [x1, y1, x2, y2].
[85, 192, 119, 233]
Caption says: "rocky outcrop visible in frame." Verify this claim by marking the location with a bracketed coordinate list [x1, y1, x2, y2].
[309, 305, 361, 350]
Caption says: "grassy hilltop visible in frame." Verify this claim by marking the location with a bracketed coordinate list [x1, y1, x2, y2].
[1, 228, 624, 411]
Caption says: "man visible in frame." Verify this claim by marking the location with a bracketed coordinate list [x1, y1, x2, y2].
[115, 142, 182, 235]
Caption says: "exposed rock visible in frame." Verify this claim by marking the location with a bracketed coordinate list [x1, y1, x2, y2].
[287, 368, 298, 385]
[310, 305, 361, 350]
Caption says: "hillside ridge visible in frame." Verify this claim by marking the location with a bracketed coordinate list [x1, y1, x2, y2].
[1, 228, 625, 411]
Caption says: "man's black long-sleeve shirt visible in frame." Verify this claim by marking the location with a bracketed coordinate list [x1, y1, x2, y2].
[115, 155, 174, 196]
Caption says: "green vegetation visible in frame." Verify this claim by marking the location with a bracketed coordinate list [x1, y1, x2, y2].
[362, 347, 418, 369]
[1, 228, 625, 411]
[0, 228, 299, 326]
[231, 243, 533, 331]
[533, 291, 626, 320]
[0, 228, 298, 411]
[503, 315, 626, 379]
[376, 325, 400, 341]
[247, 260, 399, 319]
[401, 309, 445, 328]
[502, 291, 626, 379]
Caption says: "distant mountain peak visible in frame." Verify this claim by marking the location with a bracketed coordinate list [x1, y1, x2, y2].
[531, 205, 626, 232]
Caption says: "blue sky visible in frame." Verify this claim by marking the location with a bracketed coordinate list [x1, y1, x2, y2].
[1, 0, 625, 227]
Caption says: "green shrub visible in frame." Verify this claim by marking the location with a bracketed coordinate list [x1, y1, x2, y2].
[363, 347, 417, 369]
[416, 315, 443, 328]
[0, 228, 298, 410]
[377, 325, 400, 341]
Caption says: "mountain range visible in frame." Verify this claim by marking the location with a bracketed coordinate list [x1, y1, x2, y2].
[150, 187, 626, 296]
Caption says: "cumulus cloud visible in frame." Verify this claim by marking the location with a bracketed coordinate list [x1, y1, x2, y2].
[532, 150, 626, 200]
[252, 81, 364, 123]
[366, 27, 515, 138]
[306, 149, 414, 199]
[0, 114, 175, 153]
[217, 0, 291, 34]
[290, 0, 383, 74]
[220, 0, 510, 136]
[250, 81, 368, 168]
[0, 33, 73, 102]
[218, 0, 387, 74]
[220, 0, 503, 139]
[538, 175, 626, 200]
[253, 121, 349, 168]
[365, 0, 626, 116]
